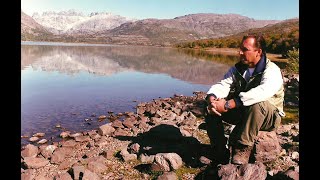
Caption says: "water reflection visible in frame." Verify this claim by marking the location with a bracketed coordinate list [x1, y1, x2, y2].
[177, 48, 239, 66]
[22, 45, 237, 85]
[21, 43, 237, 145]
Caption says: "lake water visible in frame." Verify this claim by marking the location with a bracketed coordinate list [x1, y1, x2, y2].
[21, 42, 237, 145]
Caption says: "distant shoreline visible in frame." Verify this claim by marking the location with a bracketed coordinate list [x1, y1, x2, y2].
[191, 47, 288, 62]
[20, 41, 172, 49]
[21, 41, 119, 47]
[21, 41, 288, 62]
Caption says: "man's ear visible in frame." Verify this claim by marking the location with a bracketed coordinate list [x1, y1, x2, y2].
[257, 49, 262, 57]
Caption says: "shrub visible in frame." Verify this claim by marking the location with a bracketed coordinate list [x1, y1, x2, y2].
[286, 48, 299, 73]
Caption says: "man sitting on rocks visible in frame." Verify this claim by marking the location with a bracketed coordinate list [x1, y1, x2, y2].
[205, 34, 285, 165]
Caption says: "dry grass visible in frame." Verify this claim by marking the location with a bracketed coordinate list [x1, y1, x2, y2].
[202, 47, 289, 62]
[282, 106, 299, 124]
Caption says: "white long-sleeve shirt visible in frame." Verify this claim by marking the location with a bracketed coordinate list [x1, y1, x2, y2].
[207, 58, 284, 112]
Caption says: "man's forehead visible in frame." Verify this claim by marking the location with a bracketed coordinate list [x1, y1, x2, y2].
[242, 38, 255, 46]
[243, 37, 255, 43]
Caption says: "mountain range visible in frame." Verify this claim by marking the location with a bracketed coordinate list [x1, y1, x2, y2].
[22, 10, 291, 46]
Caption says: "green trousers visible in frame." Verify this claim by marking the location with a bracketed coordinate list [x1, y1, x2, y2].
[205, 101, 281, 154]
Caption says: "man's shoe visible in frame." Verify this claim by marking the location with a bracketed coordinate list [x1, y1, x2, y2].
[231, 144, 253, 165]
[212, 148, 230, 166]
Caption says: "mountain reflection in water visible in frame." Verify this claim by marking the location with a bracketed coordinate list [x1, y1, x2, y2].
[21, 43, 237, 145]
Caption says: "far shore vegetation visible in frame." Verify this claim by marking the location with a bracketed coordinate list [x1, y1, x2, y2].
[175, 18, 299, 74]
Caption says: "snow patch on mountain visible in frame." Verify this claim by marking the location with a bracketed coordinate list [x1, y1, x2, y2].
[32, 10, 137, 35]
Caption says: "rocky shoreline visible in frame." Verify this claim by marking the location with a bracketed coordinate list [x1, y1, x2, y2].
[21, 74, 299, 180]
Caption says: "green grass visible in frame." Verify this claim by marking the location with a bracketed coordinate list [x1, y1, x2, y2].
[148, 171, 163, 180]
[175, 166, 201, 179]
[281, 106, 299, 124]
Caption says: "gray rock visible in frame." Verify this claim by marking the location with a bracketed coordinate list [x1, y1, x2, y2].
[180, 128, 192, 137]
[111, 119, 124, 128]
[50, 147, 70, 164]
[70, 132, 83, 138]
[58, 159, 77, 170]
[139, 154, 155, 163]
[128, 143, 140, 154]
[152, 153, 183, 171]
[21, 172, 34, 180]
[61, 139, 77, 147]
[54, 172, 73, 180]
[34, 173, 52, 180]
[284, 169, 299, 180]
[218, 163, 238, 180]
[32, 132, 45, 137]
[238, 162, 267, 180]
[87, 161, 107, 174]
[218, 162, 267, 180]
[29, 136, 39, 142]
[157, 172, 178, 180]
[81, 156, 106, 166]
[60, 131, 71, 138]
[74, 135, 91, 142]
[72, 165, 85, 180]
[101, 150, 114, 159]
[21, 169, 35, 180]
[122, 153, 137, 162]
[152, 155, 170, 171]
[94, 136, 109, 147]
[82, 169, 100, 180]
[23, 157, 49, 169]
[123, 119, 135, 129]
[199, 156, 212, 165]
[37, 139, 48, 144]
[113, 128, 131, 137]
[98, 123, 115, 136]
[87, 130, 100, 140]
[21, 144, 39, 158]
[254, 131, 281, 163]
[39, 144, 57, 159]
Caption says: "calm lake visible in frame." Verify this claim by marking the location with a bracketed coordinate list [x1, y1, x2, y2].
[21, 42, 238, 145]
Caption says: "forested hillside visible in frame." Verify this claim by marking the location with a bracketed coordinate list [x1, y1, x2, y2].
[176, 18, 299, 56]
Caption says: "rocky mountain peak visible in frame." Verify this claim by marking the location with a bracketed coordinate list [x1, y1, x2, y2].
[89, 12, 113, 17]
[31, 10, 135, 34]
[21, 11, 51, 35]
[34, 9, 85, 17]
[22, 10, 291, 46]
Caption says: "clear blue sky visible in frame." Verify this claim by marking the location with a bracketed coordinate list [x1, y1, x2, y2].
[21, 0, 299, 20]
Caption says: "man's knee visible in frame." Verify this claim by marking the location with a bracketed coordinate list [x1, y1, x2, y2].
[246, 101, 273, 116]
[246, 101, 281, 131]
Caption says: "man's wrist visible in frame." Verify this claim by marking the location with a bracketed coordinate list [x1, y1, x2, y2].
[224, 100, 231, 110]
[234, 97, 243, 107]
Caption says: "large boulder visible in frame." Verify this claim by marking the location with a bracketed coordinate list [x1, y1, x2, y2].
[254, 131, 281, 163]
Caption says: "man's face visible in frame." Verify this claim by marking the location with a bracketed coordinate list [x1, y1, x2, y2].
[239, 37, 261, 68]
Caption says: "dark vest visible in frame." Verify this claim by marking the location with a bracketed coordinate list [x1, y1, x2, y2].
[226, 57, 284, 112]
[226, 64, 263, 100]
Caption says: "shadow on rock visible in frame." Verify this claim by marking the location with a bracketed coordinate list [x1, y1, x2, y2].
[115, 124, 213, 168]
[194, 165, 220, 180]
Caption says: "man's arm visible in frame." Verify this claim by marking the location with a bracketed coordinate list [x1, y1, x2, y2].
[210, 98, 241, 114]
[206, 67, 236, 116]
[206, 67, 235, 99]
[238, 63, 283, 106]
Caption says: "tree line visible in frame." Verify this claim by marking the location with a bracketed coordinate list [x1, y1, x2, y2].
[175, 19, 299, 57]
